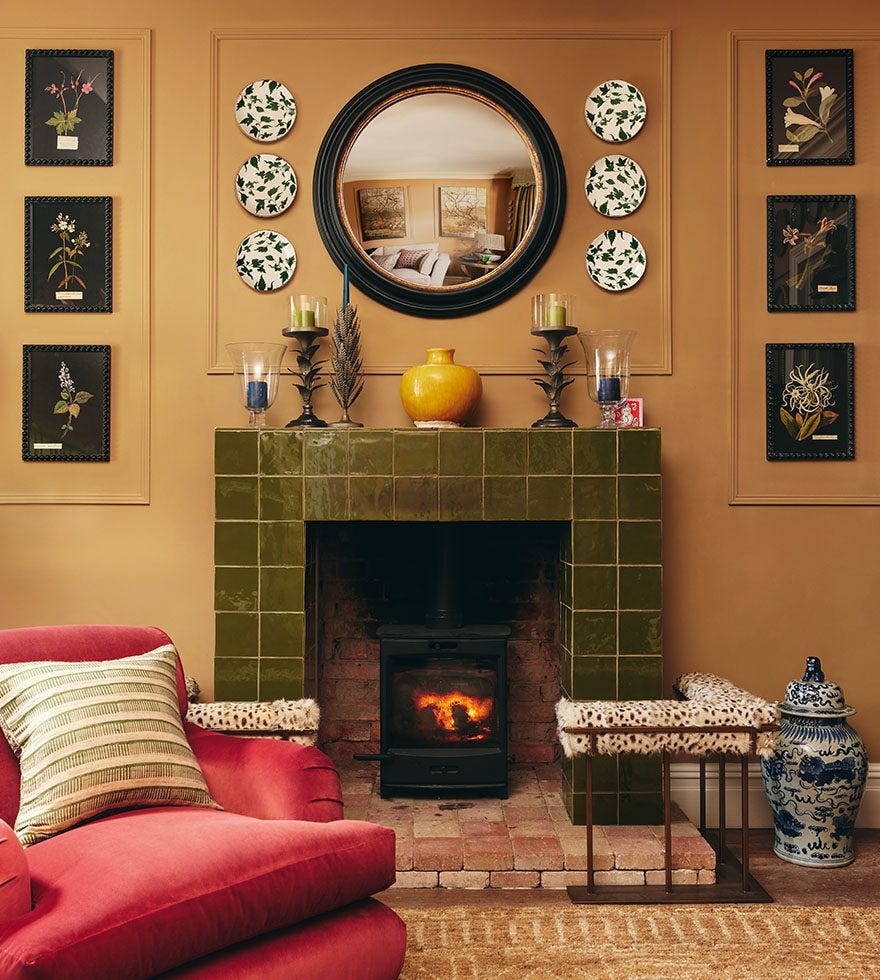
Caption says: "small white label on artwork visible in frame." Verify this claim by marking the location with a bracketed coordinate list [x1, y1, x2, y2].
[778, 144, 799, 153]
[812, 434, 838, 441]
[817, 284, 838, 293]
[57, 135, 79, 150]
[55, 291, 83, 300]
[33, 443, 63, 450]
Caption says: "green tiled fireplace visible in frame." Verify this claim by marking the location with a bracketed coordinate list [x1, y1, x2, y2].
[214, 427, 662, 823]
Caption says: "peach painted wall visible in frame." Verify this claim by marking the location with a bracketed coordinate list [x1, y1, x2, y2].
[3, 1, 880, 763]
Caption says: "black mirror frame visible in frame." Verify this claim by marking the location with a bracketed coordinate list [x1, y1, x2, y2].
[313, 64, 566, 319]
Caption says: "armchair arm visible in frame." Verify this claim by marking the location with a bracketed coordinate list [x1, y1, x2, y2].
[184, 722, 343, 822]
[0, 820, 30, 922]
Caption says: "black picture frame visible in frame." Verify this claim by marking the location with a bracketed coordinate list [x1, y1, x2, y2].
[25, 49, 113, 166]
[25, 196, 112, 313]
[766, 343, 854, 461]
[766, 49, 853, 166]
[767, 195, 854, 312]
[22, 345, 111, 462]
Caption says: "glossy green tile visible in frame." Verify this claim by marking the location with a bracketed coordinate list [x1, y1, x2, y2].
[259, 429, 303, 475]
[572, 612, 616, 655]
[439, 477, 482, 520]
[572, 565, 616, 610]
[394, 477, 438, 520]
[619, 792, 663, 824]
[572, 521, 616, 564]
[349, 430, 393, 475]
[592, 755, 619, 794]
[214, 657, 258, 701]
[573, 429, 617, 475]
[619, 521, 661, 564]
[560, 648, 573, 696]
[439, 429, 483, 475]
[528, 429, 572, 474]
[303, 477, 349, 520]
[215, 612, 258, 658]
[259, 521, 305, 566]
[618, 475, 661, 519]
[259, 566, 305, 612]
[259, 658, 305, 700]
[618, 429, 661, 474]
[561, 753, 585, 788]
[394, 431, 438, 475]
[483, 476, 526, 520]
[484, 429, 527, 474]
[573, 476, 616, 519]
[560, 561, 572, 605]
[215, 567, 258, 611]
[620, 566, 662, 609]
[618, 656, 663, 700]
[215, 430, 258, 475]
[566, 791, 616, 826]
[214, 522, 258, 566]
[259, 477, 303, 521]
[619, 754, 662, 793]
[350, 476, 393, 520]
[260, 612, 305, 658]
[560, 604, 573, 654]
[303, 430, 349, 475]
[527, 476, 571, 519]
[619, 612, 662, 654]
[572, 654, 617, 699]
[215, 477, 258, 520]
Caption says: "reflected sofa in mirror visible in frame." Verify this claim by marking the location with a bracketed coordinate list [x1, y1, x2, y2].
[314, 64, 566, 318]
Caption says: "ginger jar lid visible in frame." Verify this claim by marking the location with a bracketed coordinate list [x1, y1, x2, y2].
[779, 657, 855, 718]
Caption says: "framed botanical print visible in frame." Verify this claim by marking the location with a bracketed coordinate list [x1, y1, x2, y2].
[356, 186, 408, 242]
[767, 195, 854, 312]
[765, 49, 853, 166]
[22, 345, 111, 462]
[437, 185, 488, 238]
[766, 343, 854, 461]
[25, 49, 113, 166]
[25, 196, 112, 312]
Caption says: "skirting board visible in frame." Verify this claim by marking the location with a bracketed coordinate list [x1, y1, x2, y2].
[670, 761, 880, 829]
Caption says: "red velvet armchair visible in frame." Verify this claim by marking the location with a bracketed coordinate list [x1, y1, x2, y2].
[0, 625, 406, 979]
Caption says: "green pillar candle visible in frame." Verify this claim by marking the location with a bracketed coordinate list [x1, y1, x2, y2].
[545, 304, 567, 327]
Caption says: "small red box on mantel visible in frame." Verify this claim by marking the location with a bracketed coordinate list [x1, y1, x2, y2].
[612, 398, 643, 428]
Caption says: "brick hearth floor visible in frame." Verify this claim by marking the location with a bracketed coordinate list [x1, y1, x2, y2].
[339, 762, 716, 889]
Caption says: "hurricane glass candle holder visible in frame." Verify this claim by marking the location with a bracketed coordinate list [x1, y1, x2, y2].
[577, 329, 637, 428]
[225, 342, 287, 428]
[532, 292, 574, 330]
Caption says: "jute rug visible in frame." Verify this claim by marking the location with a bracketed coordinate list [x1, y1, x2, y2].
[397, 904, 880, 979]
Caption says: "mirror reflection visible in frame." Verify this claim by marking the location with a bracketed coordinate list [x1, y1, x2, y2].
[339, 92, 539, 290]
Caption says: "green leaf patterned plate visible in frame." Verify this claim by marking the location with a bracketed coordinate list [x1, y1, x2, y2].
[235, 230, 297, 292]
[235, 79, 297, 143]
[235, 154, 298, 217]
[585, 80, 647, 143]
[585, 155, 647, 217]
[586, 230, 647, 291]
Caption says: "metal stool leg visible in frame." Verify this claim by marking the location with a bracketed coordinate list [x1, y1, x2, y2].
[585, 751, 595, 894]
[662, 749, 672, 894]
[741, 755, 750, 892]
[699, 757, 706, 835]
[717, 755, 727, 865]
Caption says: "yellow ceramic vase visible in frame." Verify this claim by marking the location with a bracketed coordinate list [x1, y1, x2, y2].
[400, 348, 482, 428]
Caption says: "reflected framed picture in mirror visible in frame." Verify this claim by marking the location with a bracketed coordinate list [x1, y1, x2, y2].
[356, 186, 408, 242]
[437, 185, 488, 238]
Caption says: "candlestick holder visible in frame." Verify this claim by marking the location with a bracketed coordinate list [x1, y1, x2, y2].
[529, 293, 578, 428]
[282, 324, 329, 427]
[225, 342, 287, 428]
[577, 329, 637, 428]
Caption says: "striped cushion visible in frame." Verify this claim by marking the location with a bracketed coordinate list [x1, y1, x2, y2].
[0, 645, 220, 847]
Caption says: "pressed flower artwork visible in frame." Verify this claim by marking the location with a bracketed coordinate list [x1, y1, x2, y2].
[22, 345, 110, 462]
[766, 50, 853, 165]
[25, 197, 112, 312]
[767, 196, 854, 312]
[25, 50, 113, 165]
[766, 343, 854, 461]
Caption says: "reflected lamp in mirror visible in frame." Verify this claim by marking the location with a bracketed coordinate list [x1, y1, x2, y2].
[225, 342, 287, 428]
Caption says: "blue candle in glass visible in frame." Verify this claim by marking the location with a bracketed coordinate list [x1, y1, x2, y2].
[246, 380, 269, 410]
[597, 376, 621, 403]
[343, 264, 350, 309]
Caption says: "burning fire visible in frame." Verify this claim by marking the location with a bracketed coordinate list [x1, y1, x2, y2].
[414, 690, 494, 740]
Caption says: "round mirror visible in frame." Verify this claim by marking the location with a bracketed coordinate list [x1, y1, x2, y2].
[314, 65, 566, 318]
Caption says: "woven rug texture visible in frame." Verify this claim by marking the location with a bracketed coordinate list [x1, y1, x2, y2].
[397, 904, 880, 979]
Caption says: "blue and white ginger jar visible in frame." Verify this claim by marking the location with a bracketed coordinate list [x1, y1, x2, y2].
[761, 657, 867, 867]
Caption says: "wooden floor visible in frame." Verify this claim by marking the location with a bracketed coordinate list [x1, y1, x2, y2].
[381, 828, 880, 908]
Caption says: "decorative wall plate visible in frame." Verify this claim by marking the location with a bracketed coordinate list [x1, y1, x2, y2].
[586, 230, 646, 291]
[585, 80, 647, 142]
[235, 231, 296, 291]
[235, 80, 297, 142]
[585, 155, 646, 217]
[235, 154, 298, 216]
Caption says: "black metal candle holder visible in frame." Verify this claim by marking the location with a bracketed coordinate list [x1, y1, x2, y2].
[530, 325, 578, 428]
[282, 325, 329, 428]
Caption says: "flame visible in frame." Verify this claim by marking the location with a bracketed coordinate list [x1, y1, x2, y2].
[414, 690, 494, 739]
